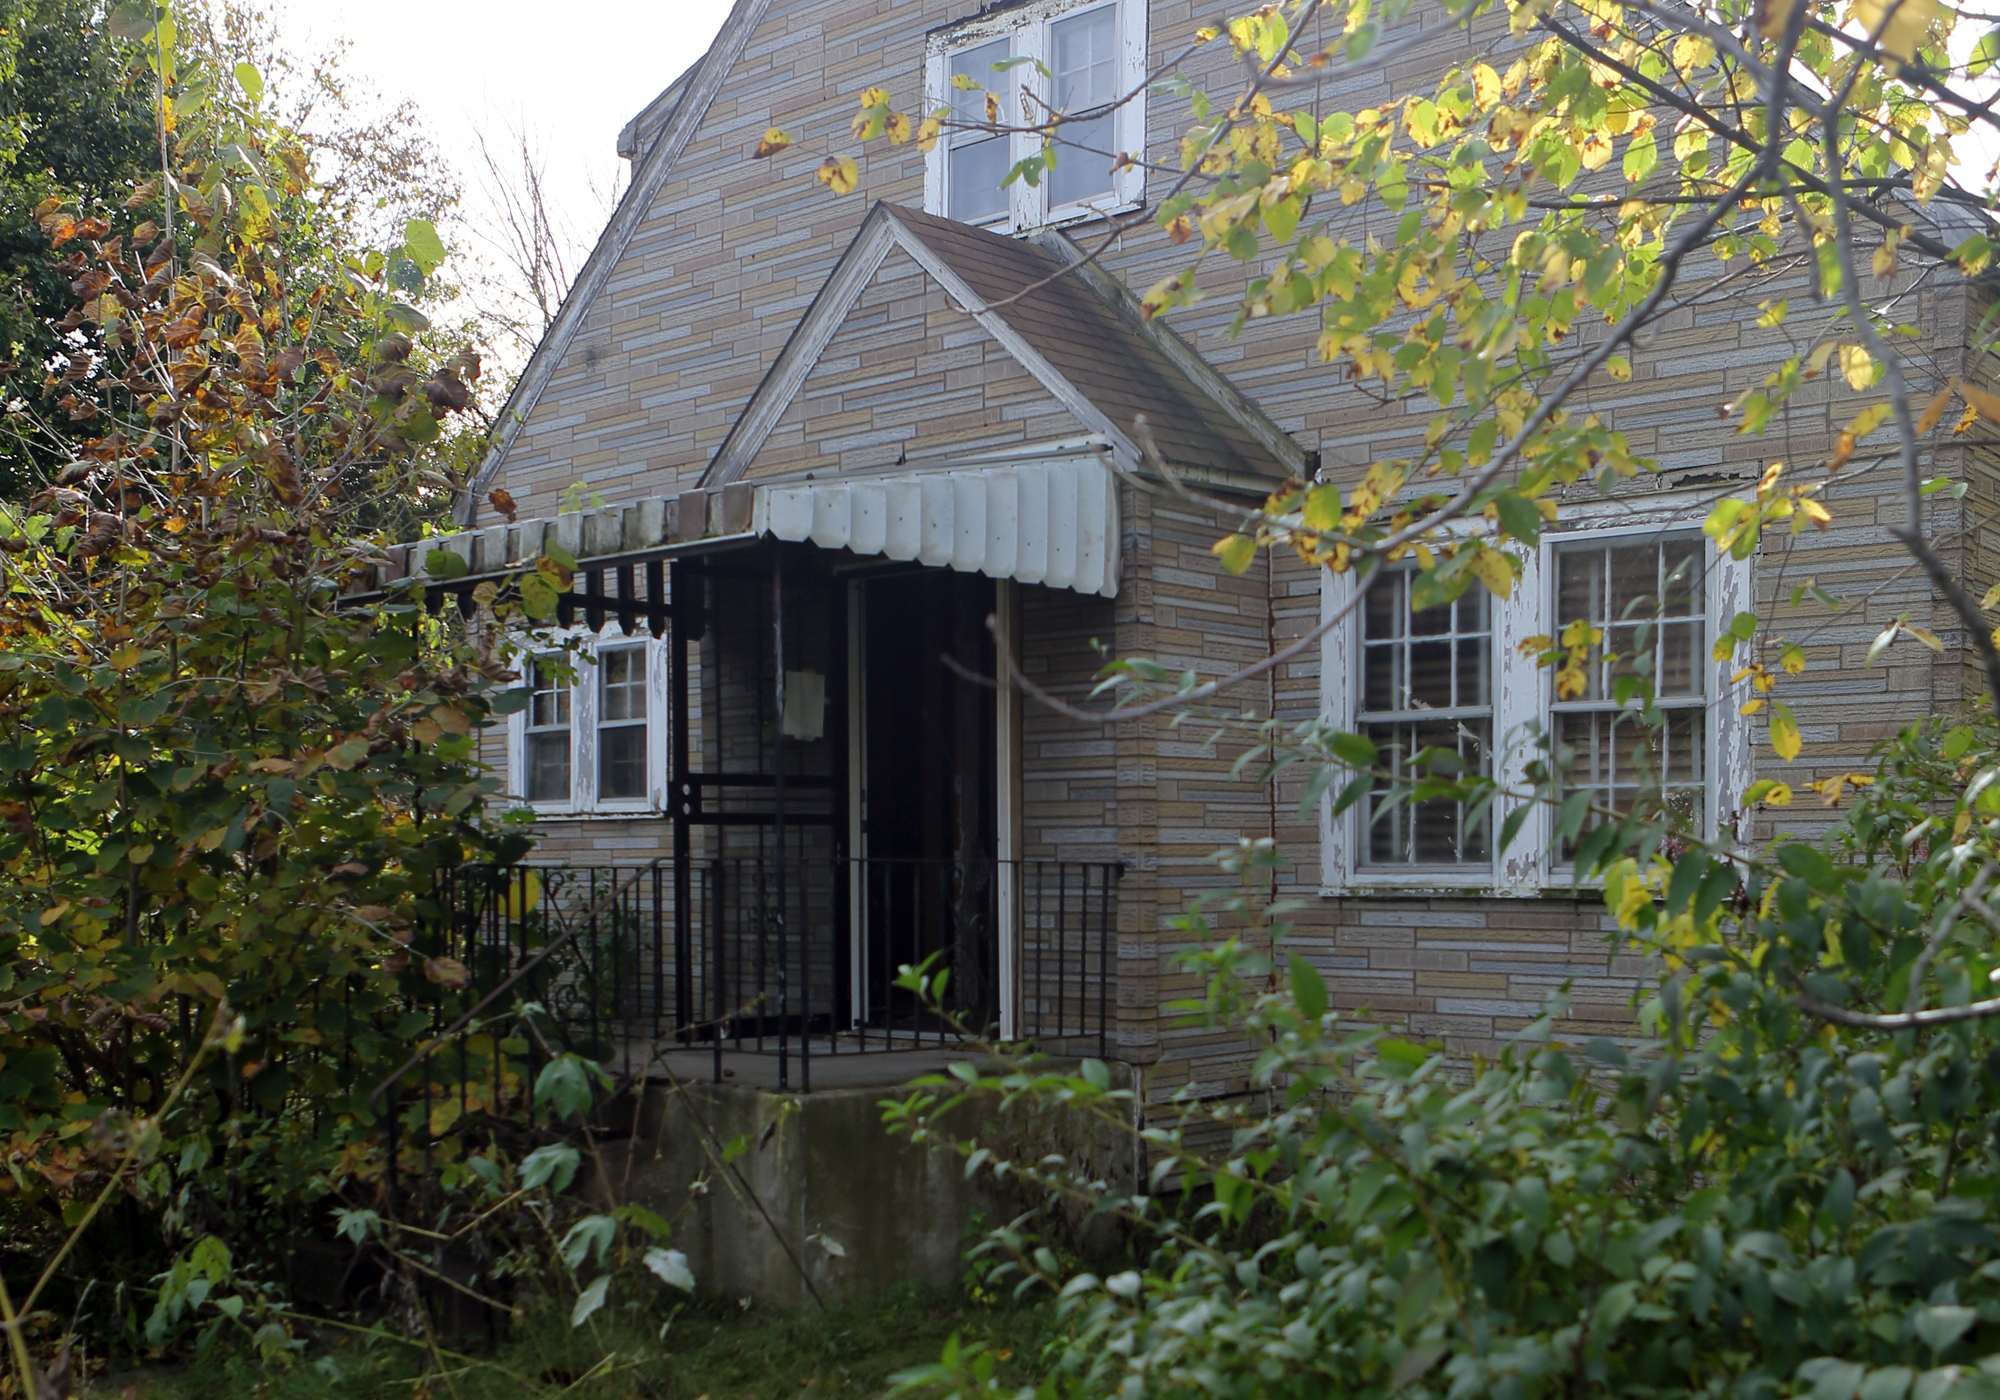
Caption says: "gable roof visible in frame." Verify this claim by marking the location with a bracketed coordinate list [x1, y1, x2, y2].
[702, 203, 1303, 489]
[454, 0, 773, 527]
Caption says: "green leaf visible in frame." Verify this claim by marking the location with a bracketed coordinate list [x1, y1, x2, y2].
[570, 1274, 608, 1328]
[1288, 954, 1327, 1023]
[1329, 732, 1377, 768]
[643, 1247, 695, 1292]
[1912, 1305, 1976, 1355]
[534, 1056, 595, 1118]
[519, 573, 557, 620]
[1493, 490, 1542, 545]
[1213, 533, 1256, 574]
[384, 301, 430, 332]
[233, 61, 262, 105]
[1263, 195, 1301, 244]
[519, 1144, 579, 1193]
[403, 218, 447, 275]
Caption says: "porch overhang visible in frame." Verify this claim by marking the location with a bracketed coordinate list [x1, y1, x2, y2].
[760, 454, 1118, 599]
[351, 449, 1121, 615]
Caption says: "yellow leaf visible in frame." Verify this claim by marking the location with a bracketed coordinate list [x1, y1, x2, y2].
[1827, 431, 1856, 472]
[1839, 343, 1875, 391]
[1605, 356, 1632, 382]
[1845, 403, 1891, 439]
[1578, 130, 1614, 171]
[1983, 582, 2000, 610]
[816, 156, 860, 195]
[1905, 625, 1943, 653]
[1849, 0, 1943, 64]
[1471, 63, 1502, 108]
[1960, 378, 2000, 426]
[884, 111, 912, 144]
[1740, 698, 1766, 715]
[1806, 341, 1839, 378]
[859, 86, 891, 110]
[1212, 533, 1257, 574]
[753, 128, 793, 159]
[916, 114, 943, 152]
[1302, 482, 1341, 531]
[1873, 240, 1899, 279]
[109, 644, 141, 672]
[1780, 643, 1805, 675]
[1470, 545, 1514, 599]
[1765, 782, 1793, 807]
[1769, 704, 1802, 762]
[1556, 667, 1588, 700]
[1917, 384, 1953, 435]
[1754, 0, 1797, 38]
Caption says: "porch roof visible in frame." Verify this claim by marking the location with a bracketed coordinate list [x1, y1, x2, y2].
[351, 442, 1121, 609]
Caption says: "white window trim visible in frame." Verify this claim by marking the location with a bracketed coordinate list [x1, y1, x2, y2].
[506, 626, 669, 817]
[1319, 494, 1753, 896]
[924, 0, 1147, 234]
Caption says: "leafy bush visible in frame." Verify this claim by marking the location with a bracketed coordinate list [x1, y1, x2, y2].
[892, 717, 2000, 1399]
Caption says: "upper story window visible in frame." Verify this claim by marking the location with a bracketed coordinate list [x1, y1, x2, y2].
[1318, 502, 1753, 894]
[510, 633, 665, 815]
[926, 0, 1147, 234]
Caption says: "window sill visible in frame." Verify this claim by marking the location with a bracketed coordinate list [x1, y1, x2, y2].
[1317, 878, 1594, 900]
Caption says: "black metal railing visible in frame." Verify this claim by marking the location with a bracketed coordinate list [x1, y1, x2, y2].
[371, 855, 1119, 1131]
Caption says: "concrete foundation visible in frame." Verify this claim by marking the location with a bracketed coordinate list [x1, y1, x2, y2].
[595, 1059, 1135, 1308]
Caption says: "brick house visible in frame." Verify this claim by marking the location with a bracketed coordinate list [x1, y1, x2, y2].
[368, 0, 1994, 1096]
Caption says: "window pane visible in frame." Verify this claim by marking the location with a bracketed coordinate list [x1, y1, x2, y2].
[528, 732, 570, 803]
[600, 647, 646, 723]
[529, 661, 568, 728]
[950, 136, 1009, 223]
[599, 725, 646, 801]
[1356, 571, 1493, 868]
[1050, 8, 1118, 207]
[1549, 536, 1709, 854]
[1362, 718, 1492, 865]
[949, 38, 1011, 122]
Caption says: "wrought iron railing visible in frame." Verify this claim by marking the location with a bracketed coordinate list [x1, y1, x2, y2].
[362, 855, 1119, 1157]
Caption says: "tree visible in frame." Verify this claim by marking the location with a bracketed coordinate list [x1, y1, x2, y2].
[0, 0, 158, 496]
[791, 0, 2000, 1393]
[0, 0, 523, 1356]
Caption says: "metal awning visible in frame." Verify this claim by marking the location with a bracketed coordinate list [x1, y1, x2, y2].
[760, 457, 1119, 599]
[352, 448, 1122, 612]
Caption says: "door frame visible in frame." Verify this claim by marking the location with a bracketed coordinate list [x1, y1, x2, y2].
[843, 571, 1021, 1038]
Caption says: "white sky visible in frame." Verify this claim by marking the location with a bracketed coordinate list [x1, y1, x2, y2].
[260, 0, 738, 362]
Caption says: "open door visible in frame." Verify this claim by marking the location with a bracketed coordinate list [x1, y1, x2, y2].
[849, 569, 999, 1034]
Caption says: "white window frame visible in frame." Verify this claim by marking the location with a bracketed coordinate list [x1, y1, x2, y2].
[506, 626, 669, 817]
[1319, 494, 1753, 895]
[924, 0, 1147, 234]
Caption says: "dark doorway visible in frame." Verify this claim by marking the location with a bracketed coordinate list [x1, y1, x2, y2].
[858, 569, 998, 1033]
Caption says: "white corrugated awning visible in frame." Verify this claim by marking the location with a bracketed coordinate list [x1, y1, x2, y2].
[757, 456, 1120, 598]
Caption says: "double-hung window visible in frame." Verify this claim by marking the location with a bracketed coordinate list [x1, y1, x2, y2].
[510, 633, 665, 814]
[1320, 502, 1752, 892]
[926, 0, 1146, 233]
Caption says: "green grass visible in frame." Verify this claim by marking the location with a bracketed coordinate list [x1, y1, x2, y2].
[104, 1285, 1050, 1399]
